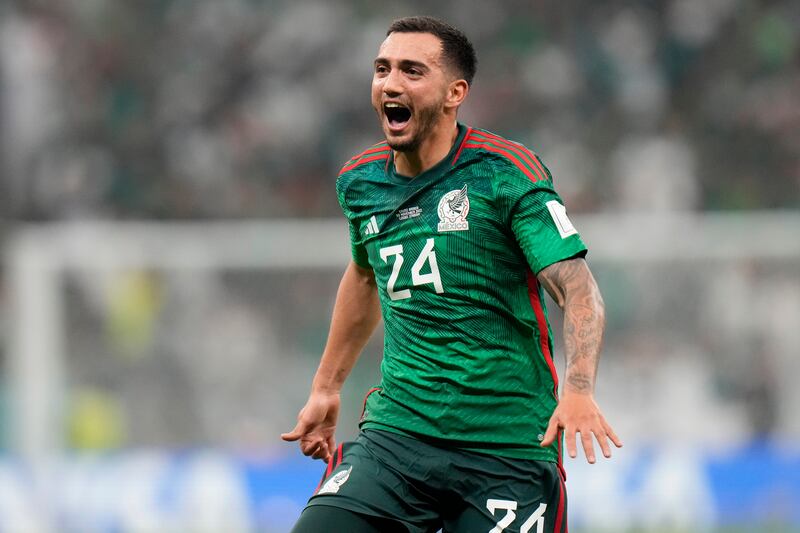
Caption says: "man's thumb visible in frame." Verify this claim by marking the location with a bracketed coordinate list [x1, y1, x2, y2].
[280, 422, 306, 442]
[540, 418, 559, 447]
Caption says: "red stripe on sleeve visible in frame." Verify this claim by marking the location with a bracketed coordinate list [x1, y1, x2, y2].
[359, 145, 391, 157]
[527, 269, 565, 474]
[526, 270, 558, 398]
[468, 131, 546, 181]
[339, 154, 390, 175]
[470, 130, 548, 181]
[464, 143, 540, 182]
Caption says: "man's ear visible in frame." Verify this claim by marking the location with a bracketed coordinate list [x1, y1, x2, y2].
[445, 79, 469, 109]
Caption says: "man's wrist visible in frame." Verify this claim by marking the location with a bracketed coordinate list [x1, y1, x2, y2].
[562, 378, 596, 396]
[310, 380, 343, 396]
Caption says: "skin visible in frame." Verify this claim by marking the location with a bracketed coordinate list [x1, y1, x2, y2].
[282, 30, 621, 464]
[537, 258, 622, 463]
[370, 31, 468, 177]
[281, 261, 380, 461]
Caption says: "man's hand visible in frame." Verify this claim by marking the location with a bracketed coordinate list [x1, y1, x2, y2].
[281, 392, 341, 463]
[281, 261, 380, 463]
[536, 258, 621, 463]
[541, 392, 622, 463]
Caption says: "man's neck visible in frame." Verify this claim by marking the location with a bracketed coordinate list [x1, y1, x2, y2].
[394, 120, 460, 177]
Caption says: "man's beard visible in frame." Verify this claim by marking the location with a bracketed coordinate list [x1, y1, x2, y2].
[386, 103, 439, 153]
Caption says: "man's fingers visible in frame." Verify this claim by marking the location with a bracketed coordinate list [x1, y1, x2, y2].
[280, 423, 305, 442]
[606, 424, 623, 448]
[540, 416, 560, 447]
[581, 430, 596, 463]
[596, 429, 613, 459]
[541, 405, 622, 462]
[565, 427, 578, 459]
[326, 434, 337, 456]
[311, 443, 331, 462]
[303, 440, 329, 458]
[300, 441, 318, 456]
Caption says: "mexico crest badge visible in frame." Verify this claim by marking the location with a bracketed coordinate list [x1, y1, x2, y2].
[437, 184, 470, 232]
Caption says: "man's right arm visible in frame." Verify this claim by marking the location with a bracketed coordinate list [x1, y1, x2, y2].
[281, 260, 381, 462]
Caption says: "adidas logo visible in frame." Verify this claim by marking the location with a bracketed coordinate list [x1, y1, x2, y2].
[364, 215, 379, 235]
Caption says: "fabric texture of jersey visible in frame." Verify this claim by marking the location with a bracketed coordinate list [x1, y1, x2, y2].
[336, 124, 587, 462]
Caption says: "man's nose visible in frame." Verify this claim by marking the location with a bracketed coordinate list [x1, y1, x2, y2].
[382, 69, 403, 96]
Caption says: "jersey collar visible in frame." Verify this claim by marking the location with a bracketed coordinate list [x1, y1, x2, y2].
[385, 123, 470, 185]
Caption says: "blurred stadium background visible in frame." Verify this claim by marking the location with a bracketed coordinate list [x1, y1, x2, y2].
[1, 0, 799, 532]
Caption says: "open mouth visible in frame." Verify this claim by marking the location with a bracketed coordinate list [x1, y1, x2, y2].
[384, 102, 412, 129]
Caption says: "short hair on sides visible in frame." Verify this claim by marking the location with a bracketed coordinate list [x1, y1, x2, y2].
[387, 16, 477, 86]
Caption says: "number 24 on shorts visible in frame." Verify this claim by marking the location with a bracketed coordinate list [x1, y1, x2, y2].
[487, 499, 547, 533]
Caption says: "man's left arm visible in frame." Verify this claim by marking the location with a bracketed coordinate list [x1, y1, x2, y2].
[537, 257, 623, 463]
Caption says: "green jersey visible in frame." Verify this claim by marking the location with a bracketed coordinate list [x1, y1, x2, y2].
[336, 124, 587, 462]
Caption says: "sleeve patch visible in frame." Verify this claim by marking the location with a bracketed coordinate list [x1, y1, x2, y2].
[546, 200, 578, 239]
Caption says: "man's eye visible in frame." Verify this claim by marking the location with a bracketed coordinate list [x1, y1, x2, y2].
[375, 66, 388, 74]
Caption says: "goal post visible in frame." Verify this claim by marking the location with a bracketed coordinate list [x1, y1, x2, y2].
[6, 219, 353, 462]
[6, 212, 800, 461]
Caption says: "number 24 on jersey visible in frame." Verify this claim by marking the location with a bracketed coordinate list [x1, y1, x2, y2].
[379, 239, 443, 301]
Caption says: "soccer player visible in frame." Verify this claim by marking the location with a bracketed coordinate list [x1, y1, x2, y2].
[282, 16, 621, 533]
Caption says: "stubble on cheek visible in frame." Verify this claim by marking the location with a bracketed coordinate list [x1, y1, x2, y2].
[386, 101, 442, 153]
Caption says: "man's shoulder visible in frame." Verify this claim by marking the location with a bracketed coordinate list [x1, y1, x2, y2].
[461, 127, 552, 185]
[337, 141, 391, 182]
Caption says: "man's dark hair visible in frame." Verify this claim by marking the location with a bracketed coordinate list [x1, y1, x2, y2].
[387, 16, 477, 86]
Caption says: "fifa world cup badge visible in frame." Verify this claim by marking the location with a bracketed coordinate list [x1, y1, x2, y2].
[437, 184, 470, 232]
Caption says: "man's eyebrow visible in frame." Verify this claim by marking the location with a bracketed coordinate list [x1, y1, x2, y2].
[374, 57, 431, 71]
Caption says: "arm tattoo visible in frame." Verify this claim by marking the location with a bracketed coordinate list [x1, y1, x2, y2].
[537, 258, 605, 395]
[566, 372, 593, 393]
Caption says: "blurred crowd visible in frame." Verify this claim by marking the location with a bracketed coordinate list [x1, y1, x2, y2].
[1, 0, 798, 221]
[1, 0, 799, 454]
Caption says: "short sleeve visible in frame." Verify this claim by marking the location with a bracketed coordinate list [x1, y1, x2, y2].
[346, 218, 371, 268]
[337, 178, 371, 269]
[508, 185, 587, 274]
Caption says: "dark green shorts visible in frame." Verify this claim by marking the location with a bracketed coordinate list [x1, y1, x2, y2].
[304, 429, 567, 533]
